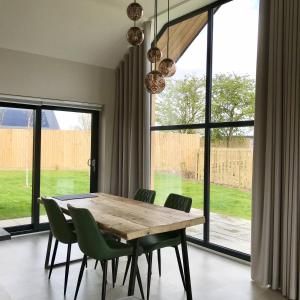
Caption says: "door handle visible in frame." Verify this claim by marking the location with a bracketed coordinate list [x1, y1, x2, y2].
[91, 158, 96, 173]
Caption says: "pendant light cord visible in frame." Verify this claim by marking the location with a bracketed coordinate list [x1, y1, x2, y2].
[167, 0, 170, 58]
[134, 0, 136, 27]
[155, 0, 158, 47]
[154, 0, 158, 69]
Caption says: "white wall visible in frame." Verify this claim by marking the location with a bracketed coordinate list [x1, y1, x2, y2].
[0, 47, 115, 192]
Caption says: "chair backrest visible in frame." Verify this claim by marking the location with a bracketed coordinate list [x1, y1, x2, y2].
[164, 193, 192, 213]
[134, 188, 156, 204]
[67, 205, 111, 260]
[42, 197, 75, 244]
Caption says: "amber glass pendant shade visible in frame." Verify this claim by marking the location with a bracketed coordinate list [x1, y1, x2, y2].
[144, 70, 166, 94]
[159, 58, 176, 77]
[126, 26, 144, 46]
[147, 46, 162, 63]
[127, 2, 143, 21]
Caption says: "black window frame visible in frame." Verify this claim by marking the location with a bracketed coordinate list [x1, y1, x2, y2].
[151, 0, 255, 261]
[0, 101, 100, 236]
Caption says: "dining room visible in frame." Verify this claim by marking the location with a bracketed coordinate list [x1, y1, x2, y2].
[0, 0, 299, 300]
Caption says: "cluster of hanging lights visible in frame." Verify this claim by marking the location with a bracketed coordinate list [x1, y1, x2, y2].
[126, 0, 176, 94]
[126, 1, 144, 46]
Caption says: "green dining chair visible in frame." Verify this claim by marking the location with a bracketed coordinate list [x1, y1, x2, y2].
[42, 197, 78, 296]
[123, 193, 192, 300]
[143, 193, 191, 299]
[134, 188, 156, 204]
[122, 188, 156, 286]
[94, 188, 155, 287]
[67, 204, 145, 300]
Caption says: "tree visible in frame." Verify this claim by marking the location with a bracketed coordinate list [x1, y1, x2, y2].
[211, 73, 255, 146]
[155, 75, 206, 132]
[155, 73, 255, 144]
[77, 113, 91, 130]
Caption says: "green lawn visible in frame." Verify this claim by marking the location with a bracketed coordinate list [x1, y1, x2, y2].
[0, 170, 251, 221]
[154, 172, 251, 219]
[0, 170, 89, 220]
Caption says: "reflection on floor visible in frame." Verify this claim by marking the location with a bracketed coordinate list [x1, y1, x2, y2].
[0, 215, 49, 228]
[0, 232, 284, 300]
[187, 208, 251, 254]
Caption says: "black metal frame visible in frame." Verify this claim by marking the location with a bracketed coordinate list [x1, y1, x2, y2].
[151, 0, 253, 261]
[0, 101, 100, 235]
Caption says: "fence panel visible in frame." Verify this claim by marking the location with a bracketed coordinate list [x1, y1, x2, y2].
[0, 128, 90, 171]
[152, 132, 253, 190]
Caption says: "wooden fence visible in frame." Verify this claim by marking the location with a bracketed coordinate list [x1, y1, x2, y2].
[0, 129, 253, 190]
[151, 132, 253, 190]
[0, 128, 91, 171]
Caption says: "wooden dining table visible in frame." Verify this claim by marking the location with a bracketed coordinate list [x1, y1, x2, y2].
[43, 193, 205, 300]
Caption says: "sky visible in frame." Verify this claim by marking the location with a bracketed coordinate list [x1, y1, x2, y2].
[174, 0, 259, 80]
[56, 0, 260, 129]
[55, 110, 90, 130]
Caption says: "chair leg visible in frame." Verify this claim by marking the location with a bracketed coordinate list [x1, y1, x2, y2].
[74, 255, 87, 300]
[157, 249, 161, 277]
[174, 246, 186, 290]
[147, 252, 153, 300]
[95, 260, 99, 269]
[111, 259, 116, 288]
[44, 231, 53, 268]
[114, 257, 119, 285]
[122, 256, 131, 285]
[64, 243, 72, 296]
[137, 266, 145, 300]
[85, 259, 88, 268]
[102, 260, 108, 300]
[48, 239, 58, 279]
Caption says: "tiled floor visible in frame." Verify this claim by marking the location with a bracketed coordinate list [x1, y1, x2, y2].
[0, 232, 285, 300]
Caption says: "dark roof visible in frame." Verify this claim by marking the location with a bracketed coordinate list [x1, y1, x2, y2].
[0, 108, 60, 129]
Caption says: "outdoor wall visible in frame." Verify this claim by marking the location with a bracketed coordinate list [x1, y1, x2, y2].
[0, 47, 115, 192]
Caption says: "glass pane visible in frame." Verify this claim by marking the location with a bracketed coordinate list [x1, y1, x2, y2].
[0, 107, 33, 227]
[151, 130, 204, 239]
[210, 127, 253, 253]
[40, 110, 92, 222]
[211, 0, 259, 122]
[152, 14, 207, 126]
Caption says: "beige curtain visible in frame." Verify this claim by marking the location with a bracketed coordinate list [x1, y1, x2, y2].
[251, 1, 300, 299]
[110, 22, 151, 198]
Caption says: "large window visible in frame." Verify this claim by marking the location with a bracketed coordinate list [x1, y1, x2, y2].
[151, 0, 258, 259]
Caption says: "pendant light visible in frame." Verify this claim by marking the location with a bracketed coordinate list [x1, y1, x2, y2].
[144, 0, 165, 94]
[147, 0, 162, 63]
[159, 0, 176, 77]
[126, 1, 144, 46]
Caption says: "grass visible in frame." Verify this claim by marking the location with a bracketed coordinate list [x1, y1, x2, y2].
[154, 172, 251, 219]
[0, 170, 251, 221]
[0, 170, 89, 220]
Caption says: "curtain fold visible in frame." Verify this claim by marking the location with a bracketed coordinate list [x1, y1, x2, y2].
[251, 1, 300, 299]
[110, 22, 151, 198]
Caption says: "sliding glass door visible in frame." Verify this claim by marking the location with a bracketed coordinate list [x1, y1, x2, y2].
[0, 105, 34, 228]
[0, 103, 99, 233]
[40, 109, 95, 223]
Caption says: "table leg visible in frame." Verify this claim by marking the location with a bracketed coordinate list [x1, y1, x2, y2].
[180, 229, 193, 300]
[44, 231, 53, 269]
[128, 238, 140, 296]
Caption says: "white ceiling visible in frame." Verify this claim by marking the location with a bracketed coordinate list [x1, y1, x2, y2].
[0, 0, 216, 69]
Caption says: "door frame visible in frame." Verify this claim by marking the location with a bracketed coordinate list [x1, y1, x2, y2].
[0, 102, 100, 235]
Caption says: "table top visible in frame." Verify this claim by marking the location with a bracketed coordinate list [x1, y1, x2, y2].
[49, 193, 205, 240]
